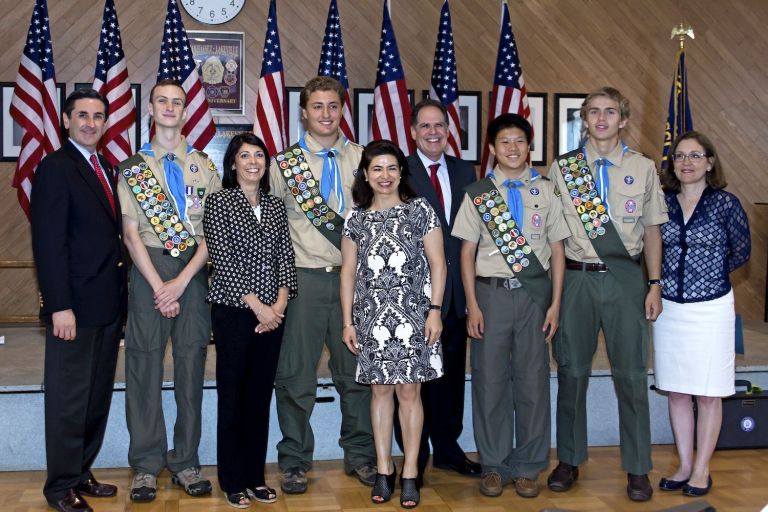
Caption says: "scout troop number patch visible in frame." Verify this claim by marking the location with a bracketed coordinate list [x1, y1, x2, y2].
[559, 152, 609, 240]
[276, 147, 338, 230]
[122, 161, 195, 258]
[472, 189, 533, 274]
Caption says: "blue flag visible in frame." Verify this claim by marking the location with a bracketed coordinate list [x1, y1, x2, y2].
[661, 48, 693, 172]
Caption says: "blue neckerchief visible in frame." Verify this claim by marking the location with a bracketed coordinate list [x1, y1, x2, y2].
[584, 142, 628, 220]
[487, 168, 539, 232]
[140, 142, 194, 221]
[298, 135, 347, 214]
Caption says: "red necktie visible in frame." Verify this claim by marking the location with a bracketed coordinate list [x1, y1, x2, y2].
[90, 154, 116, 218]
[428, 163, 444, 210]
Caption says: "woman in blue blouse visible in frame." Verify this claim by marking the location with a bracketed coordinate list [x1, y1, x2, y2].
[653, 131, 750, 497]
[204, 132, 298, 508]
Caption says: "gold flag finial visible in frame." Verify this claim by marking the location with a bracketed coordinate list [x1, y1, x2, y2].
[671, 23, 694, 50]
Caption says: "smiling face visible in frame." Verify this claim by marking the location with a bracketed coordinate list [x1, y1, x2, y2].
[583, 95, 626, 145]
[63, 98, 107, 153]
[233, 142, 267, 188]
[672, 138, 711, 188]
[302, 89, 342, 140]
[364, 153, 401, 199]
[148, 84, 187, 129]
[489, 127, 529, 177]
[411, 105, 449, 161]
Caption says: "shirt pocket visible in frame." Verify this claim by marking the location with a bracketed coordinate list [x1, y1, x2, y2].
[611, 179, 644, 224]
[524, 196, 549, 240]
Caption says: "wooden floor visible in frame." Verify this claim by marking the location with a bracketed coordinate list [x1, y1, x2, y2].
[2, 446, 766, 512]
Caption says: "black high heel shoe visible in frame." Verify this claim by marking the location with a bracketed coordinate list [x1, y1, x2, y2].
[682, 476, 712, 497]
[371, 463, 397, 504]
[400, 476, 420, 509]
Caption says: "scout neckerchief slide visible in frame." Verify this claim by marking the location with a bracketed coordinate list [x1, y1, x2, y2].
[465, 175, 552, 314]
[119, 147, 196, 259]
[276, 142, 345, 249]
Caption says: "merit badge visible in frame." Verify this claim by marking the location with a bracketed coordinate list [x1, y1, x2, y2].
[530, 187, 540, 196]
[625, 199, 637, 213]
[190, 164, 199, 173]
[531, 213, 542, 227]
[624, 175, 634, 185]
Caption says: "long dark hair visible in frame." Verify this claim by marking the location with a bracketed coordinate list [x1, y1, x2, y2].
[221, 132, 271, 192]
[352, 140, 417, 209]
[662, 131, 727, 193]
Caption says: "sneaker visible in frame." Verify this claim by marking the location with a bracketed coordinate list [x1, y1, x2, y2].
[514, 477, 540, 498]
[172, 466, 212, 497]
[347, 462, 377, 486]
[480, 471, 503, 497]
[281, 467, 308, 494]
[130, 472, 157, 502]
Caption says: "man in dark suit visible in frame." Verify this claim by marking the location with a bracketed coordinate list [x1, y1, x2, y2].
[31, 88, 126, 512]
[395, 99, 480, 482]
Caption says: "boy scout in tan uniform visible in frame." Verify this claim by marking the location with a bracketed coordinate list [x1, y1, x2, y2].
[119, 79, 221, 502]
[452, 113, 569, 498]
[268, 76, 376, 494]
[546, 87, 668, 502]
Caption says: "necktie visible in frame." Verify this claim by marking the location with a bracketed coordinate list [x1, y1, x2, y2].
[595, 157, 612, 216]
[90, 154, 115, 218]
[163, 153, 187, 221]
[428, 163, 444, 210]
[502, 178, 525, 232]
[298, 136, 344, 213]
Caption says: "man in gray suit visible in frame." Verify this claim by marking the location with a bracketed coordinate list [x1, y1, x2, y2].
[394, 99, 479, 484]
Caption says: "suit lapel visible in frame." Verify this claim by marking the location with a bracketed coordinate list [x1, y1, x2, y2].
[65, 141, 116, 221]
[444, 156, 466, 225]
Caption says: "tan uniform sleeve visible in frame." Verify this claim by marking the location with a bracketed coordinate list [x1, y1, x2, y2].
[450, 194, 482, 243]
[640, 160, 669, 227]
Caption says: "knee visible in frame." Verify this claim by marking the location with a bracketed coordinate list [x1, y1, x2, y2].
[395, 384, 420, 405]
[668, 392, 693, 405]
[695, 396, 721, 410]
[372, 384, 395, 401]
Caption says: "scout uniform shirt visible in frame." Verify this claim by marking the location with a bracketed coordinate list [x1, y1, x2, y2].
[452, 166, 570, 277]
[549, 140, 668, 263]
[117, 137, 221, 248]
[269, 133, 361, 268]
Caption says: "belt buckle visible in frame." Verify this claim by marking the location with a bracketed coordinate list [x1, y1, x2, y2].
[503, 278, 522, 290]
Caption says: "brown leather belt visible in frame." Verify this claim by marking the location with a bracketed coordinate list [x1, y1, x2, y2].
[565, 258, 608, 272]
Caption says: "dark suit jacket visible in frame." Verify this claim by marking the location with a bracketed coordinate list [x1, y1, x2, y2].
[407, 153, 476, 318]
[31, 140, 127, 327]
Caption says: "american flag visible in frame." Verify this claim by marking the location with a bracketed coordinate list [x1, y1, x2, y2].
[93, 0, 136, 167]
[428, 0, 461, 158]
[479, 1, 531, 176]
[253, 0, 288, 156]
[156, 0, 215, 150]
[371, 0, 415, 155]
[10, 0, 61, 220]
[318, 0, 355, 142]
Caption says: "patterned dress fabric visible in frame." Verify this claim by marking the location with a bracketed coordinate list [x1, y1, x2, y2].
[343, 197, 444, 384]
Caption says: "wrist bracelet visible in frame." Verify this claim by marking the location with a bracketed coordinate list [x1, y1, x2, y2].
[428, 304, 441, 311]
[343, 322, 354, 328]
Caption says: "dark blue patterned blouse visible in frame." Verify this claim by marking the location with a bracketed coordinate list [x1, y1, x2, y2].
[661, 187, 750, 303]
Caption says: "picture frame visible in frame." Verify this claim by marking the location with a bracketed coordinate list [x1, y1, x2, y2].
[286, 86, 304, 146]
[354, 88, 415, 146]
[75, 82, 142, 152]
[527, 92, 547, 167]
[188, 30, 245, 116]
[554, 93, 587, 157]
[422, 91, 481, 163]
[203, 123, 252, 176]
[1, 82, 66, 161]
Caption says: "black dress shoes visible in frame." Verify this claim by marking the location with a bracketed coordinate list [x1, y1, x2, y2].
[432, 455, 482, 477]
[76, 476, 117, 498]
[682, 476, 713, 497]
[627, 473, 653, 502]
[547, 462, 579, 492]
[659, 476, 689, 491]
[47, 489, 93, 512]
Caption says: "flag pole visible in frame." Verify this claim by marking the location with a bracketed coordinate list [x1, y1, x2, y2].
[670, 23, 694, 50]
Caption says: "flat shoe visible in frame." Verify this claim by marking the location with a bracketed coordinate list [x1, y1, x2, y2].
[659, 476, 689, 491]
[682, 476, 713, 497]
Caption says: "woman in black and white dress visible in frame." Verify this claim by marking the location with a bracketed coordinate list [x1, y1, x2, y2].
[204, 132, 298, 508]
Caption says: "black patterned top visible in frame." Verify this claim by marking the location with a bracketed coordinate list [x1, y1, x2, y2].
[204, 187, 297, 308]
[661, 187, 750, 303]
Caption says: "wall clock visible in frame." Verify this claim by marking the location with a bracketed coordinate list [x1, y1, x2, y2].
[180, 0, 245, 25]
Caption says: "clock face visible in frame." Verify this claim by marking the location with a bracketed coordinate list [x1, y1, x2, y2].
[181, 0, 245, 25]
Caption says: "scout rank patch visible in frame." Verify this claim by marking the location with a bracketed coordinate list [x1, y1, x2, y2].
[558, 152, 609, 240]
[276, 146, 338, 230]
[472, 188, 533, 274]
[122, 160, 195, 258]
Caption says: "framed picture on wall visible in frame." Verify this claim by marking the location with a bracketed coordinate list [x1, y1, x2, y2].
[354, 88, 415, 147]
[420, 90, 482, 163]
[188, 31, 245, 116]
[554, 93, 587, 157]
[75, 83, 142, 153]
[1, 82, 66, 161]
[527, 92, 547, 167]
[286, 86, 304, 146]
[203, 123, 252, 176]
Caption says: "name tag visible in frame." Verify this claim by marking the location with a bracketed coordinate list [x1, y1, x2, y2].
[530, 233, 541, 240]
[622, 217, 637, 224]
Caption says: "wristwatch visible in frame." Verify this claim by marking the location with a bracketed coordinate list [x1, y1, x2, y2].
[428, 304, 442, 311]
[647, 279, 662, 286]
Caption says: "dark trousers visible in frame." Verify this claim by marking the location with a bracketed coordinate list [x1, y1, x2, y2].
[394, 304, 469, 470]
[43, 319, 121, 502]
[213, 304, 283, 492]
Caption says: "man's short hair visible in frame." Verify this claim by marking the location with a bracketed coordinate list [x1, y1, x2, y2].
[62, 89, 109, 119]
[487, 113, 532, 145]
[580, 86, 630, 121]
[411, 99, 449, 127]
[299, 76, 345, 109]
[150, 79, 187, 106]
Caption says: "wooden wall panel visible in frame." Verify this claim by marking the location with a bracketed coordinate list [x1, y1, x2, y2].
[1, 0, 767, 321]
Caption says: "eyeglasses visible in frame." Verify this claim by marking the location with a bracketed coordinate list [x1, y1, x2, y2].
[671, 152, 708, 162]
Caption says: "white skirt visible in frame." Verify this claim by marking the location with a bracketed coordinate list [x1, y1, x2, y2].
[652, 290, 735, 397]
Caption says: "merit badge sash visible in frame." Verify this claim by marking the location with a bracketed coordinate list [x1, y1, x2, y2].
[557, 148, 643, 283]
[276, 143, 344, 249]
[119, 153, 196, 261]
[465, 178, 552, 314]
